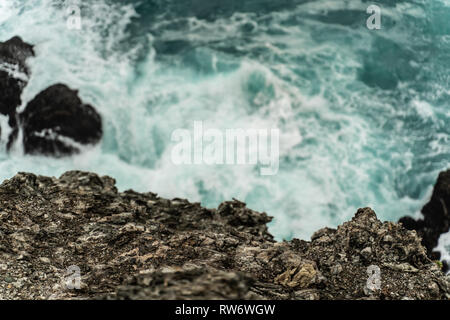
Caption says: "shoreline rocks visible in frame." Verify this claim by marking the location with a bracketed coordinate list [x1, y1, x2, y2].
[0, 36, 34, 129]
[0, 36, 102, 155]
[20, 84, 102, 156]
[399, 169, 450, 272]
[0, 36, 35, 75]
[0, 171, 448, 300]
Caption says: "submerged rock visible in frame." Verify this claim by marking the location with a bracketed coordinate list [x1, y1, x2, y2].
[400, 170, 450, 272]
[0, 36, 34, 127]
[0, 171, 448, 300]
[19, 84, 102, 156]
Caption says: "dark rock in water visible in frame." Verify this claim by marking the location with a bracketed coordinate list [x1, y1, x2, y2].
[0, 36, 102, 155]
[0, 68, 24, 114]
[0, 36, 35, 74]
[0, 36, 34, 124]
[19, 84, 102, 156]
[399, 170, 450, 272]
[0, 171, 448, 300]
[0, 70, 22, 122]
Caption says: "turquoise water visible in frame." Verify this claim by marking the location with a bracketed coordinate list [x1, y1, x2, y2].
[0, 0, 449, 248]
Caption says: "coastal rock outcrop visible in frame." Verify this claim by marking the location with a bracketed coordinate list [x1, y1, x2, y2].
[400, 169, 450, 272]
[19, 84, 102, 156]
[0, 36, 103, 155]
[0, 36, 35, 74]
[0, 36, 34, 128]
[0, 171, 448, 300]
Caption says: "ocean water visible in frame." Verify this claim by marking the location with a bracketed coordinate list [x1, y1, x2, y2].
[0, 0, 449, 253]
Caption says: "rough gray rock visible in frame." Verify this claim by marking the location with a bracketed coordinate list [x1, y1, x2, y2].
[0, 171, 448, 300]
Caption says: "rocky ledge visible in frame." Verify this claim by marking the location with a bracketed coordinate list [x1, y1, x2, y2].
[0, 171, 449, 300]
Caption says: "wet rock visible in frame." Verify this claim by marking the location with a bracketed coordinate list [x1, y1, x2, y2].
[399, 170, 450, 272]
[0, 171, 448, 300]
[0, 36, 34, 129]
[0, 36, 35, 74]
[19, 84, 102, 156]
[0, 36, 103, 155]
[0, 71, 24, 120]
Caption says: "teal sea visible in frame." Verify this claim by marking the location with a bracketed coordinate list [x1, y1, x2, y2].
[0, 0, 449, 259]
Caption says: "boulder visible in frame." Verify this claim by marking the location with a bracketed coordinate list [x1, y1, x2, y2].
[19, 84, 102, 156]
[400, 170, 450, 272]
[0, 36, 34, 125]
[0, 36, 35, 74]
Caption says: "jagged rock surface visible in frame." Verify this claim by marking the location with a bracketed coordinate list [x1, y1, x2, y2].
[0, 171, 448, 300]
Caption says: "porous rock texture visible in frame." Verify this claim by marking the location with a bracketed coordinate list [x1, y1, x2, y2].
[0, 171, 448, 300]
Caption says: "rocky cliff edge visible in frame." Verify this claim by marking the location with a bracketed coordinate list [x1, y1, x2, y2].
[0, 171, 448, 300]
